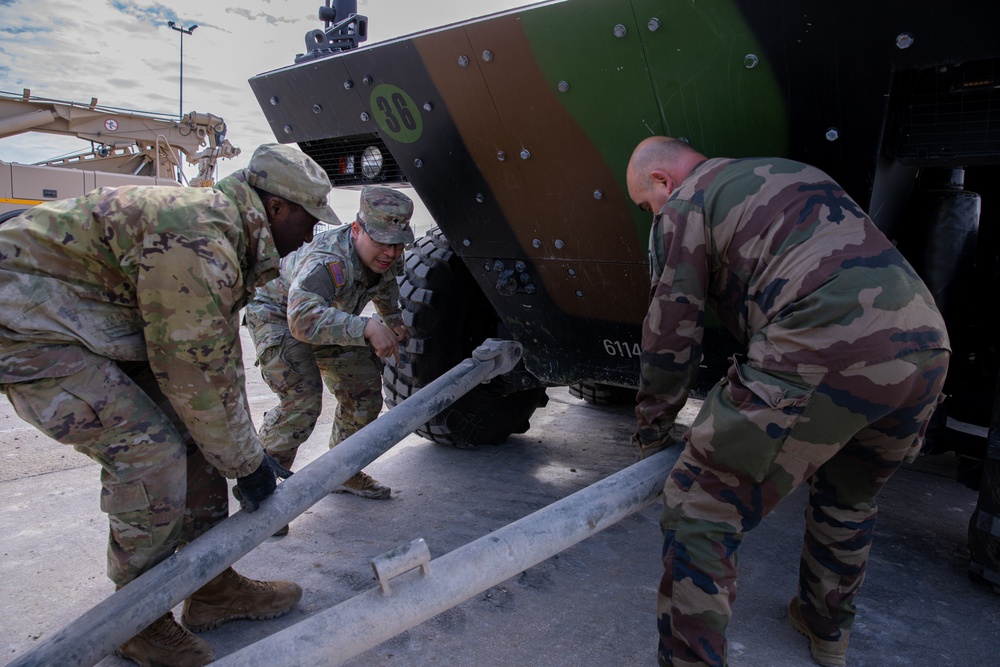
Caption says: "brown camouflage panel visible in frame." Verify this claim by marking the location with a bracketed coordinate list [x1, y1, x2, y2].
[246, 223, 403, 456]
[357, 185, 415, 245]
[0, 171, 280, 478]
[1, 354, 229, 586]
[635, 157, 951, 666]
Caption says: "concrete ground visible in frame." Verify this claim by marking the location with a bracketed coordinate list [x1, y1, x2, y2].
[2, 328, 998, 666]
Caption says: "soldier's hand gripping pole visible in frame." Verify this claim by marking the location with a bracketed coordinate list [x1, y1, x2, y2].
[233, 452, 295, 513]
[9, 339, 522, 667]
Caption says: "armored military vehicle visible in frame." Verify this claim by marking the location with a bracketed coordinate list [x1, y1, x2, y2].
[251, 0, 1000, 587]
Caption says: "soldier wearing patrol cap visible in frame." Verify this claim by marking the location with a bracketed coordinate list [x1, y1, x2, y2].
[246, 186, 414, 527]
[0, 143, 335, 666]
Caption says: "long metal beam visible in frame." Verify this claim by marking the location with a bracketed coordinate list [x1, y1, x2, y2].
[10, 338, 524, 667]
[214, 447, 680, 666]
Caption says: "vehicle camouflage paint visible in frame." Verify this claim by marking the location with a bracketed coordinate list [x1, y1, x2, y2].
[252, 0, 1000, 585]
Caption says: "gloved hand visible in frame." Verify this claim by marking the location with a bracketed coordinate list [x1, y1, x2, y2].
[233, 452, 294, 513]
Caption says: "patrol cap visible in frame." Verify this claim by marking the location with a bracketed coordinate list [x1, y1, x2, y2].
[244, 143, 342, 225]
[357, 186, 414, 244]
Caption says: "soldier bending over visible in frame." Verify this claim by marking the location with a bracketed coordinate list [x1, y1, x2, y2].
[0, 144, 336, 666]
[626, 137, 950, 667]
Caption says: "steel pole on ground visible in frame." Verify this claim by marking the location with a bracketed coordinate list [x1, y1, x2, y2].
[10, 339, 524, 667]
[215, 447, 680, 667]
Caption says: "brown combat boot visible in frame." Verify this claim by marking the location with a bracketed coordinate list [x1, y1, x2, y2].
[116, 611, 214, 667]
[788, 598, 850, 667]
[266, 448, 298, 536]
[182, 567, 302, 632]
[336, 470, 391, 499]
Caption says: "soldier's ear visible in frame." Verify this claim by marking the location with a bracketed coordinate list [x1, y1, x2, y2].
[650, 169, 670, 187]
[264, 195, 284, 221]
[650, 169, 675, 195]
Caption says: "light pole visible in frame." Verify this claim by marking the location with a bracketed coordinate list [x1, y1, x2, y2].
[167, 20, 197, 120]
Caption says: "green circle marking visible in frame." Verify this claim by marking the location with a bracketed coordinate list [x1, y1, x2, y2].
[370, 84, 423, 144]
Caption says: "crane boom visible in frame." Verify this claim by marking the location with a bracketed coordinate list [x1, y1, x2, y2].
[1, 88, 240, 216]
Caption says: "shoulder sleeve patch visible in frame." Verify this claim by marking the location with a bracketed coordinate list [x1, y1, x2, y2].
[298, 261, 338, 299]
[327, 261, 346, 287]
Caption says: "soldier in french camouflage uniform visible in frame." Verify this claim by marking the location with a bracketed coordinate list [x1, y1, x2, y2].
[245, 185, 414, 529]
[0, 144, 337, 667]
[625, 137, 950, 667]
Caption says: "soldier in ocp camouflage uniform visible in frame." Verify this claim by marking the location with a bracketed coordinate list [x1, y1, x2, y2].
[0, 144, 337, 667]
[625, 137, 950, 667]
[245, 186, 414, 531]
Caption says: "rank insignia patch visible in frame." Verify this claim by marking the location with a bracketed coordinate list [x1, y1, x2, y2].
[327, 261, 346, 287]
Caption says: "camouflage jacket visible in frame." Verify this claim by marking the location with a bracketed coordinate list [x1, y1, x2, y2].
[246, 224, 403, 354]
[636, 157, 950, 440]
[0, 173, 280, 477]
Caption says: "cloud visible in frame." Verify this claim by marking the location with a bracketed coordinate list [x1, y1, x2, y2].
[224, 7, 304, 26]
[1, 0, 530, 222]
[0, 25, 46, 35]
[110, 1, 174, 26]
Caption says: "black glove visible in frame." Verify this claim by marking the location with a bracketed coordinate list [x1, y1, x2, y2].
[233, 452, 294, 513]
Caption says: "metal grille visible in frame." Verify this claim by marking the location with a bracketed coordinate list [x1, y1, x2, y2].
[299, 133, 407, 188]
[896, 58, 1000, 165]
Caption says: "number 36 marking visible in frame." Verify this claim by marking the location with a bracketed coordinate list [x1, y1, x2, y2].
[370, 84, 422, 144]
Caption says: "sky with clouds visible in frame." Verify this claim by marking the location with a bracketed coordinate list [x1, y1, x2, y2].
[0, 0, 534, 222]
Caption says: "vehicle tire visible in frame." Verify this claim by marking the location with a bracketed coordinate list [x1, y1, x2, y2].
[383, 226, 548, 447]
[0, 208, 27, 225]
[568, 381, 636, 405]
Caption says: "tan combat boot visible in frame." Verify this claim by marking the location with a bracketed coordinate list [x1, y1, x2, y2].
[788, 598, 850, 667]
[266, 449, 298, 536]
[182, 567, 302, 632]
[336, 470, 391, 499]
[117, 611, 214, 667]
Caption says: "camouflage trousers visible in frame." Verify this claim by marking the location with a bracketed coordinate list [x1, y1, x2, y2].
[657, 349, 949, 667]
[0, 348, 228, 586]
[247, 319, 383, 457]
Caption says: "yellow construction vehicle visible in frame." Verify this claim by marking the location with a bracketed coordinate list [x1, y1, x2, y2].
[0, 88, 240, 217]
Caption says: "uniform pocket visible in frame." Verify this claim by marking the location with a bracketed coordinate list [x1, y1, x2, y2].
[705, 359, 815, 483]
[4, 374, 106, 445]
[101, 479, 154, 548]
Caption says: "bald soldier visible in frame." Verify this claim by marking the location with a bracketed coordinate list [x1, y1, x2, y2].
[626, 137, 950, 667]
[0, 144, 335, 667]
[245, 186, 414, 531]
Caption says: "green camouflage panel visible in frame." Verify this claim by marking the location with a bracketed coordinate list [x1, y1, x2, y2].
[246, 224, 399, 455]
[0, 171, 279, 478]
[636, 157, 950, 444]
[635, 157, 951, 666]
[247, 224, 403, 352]
[2, 353, 229, 585]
